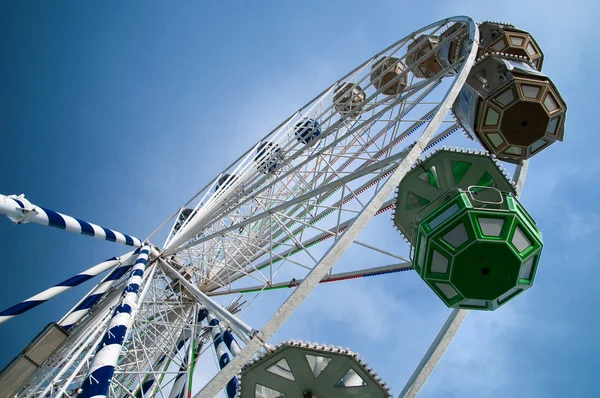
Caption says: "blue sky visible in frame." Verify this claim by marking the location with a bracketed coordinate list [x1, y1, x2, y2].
[1, 1, 599, 397]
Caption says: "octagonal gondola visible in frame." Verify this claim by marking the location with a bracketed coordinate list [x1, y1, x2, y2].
[412, 187, 542, 310]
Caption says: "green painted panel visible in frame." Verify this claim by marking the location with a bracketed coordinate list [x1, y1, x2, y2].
[426, 279, 464, 307]
[418, 166, 440, 189]
[406, 191, 431, 210]
[428, 212, 475, 254]
[422, 192, 469, 231]
[472, 171, 496, 192]
[514, 201, 543, 241]
[422, 240, 454, 280]
[452, 241, 521, 300]
[414, 235, 427, 274]
[458, 299, 490, 310]
[451, 160, 472, 184]
[497, 287, 524, 305]
[508, 218, 542, 259]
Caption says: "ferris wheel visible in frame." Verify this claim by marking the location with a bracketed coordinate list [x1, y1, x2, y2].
[0, 15, 567, 398]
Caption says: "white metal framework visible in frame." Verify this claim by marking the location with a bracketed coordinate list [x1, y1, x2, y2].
[0, 16, 533, 398]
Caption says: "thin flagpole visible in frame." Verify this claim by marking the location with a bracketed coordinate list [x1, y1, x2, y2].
[0, 193, 142, 247]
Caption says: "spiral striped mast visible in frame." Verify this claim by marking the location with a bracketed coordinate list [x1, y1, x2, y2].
[59, 249, 143, 330]
[77, 246, 150, 398]
[0, 252, 136, 325]
[206, 311, 238, 398]
[0, 194, 141, 246]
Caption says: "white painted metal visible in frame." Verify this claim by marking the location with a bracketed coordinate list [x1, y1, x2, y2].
[194, 16, 479, 397]
[207, 262, 411, 297]
[7, 16, 525, 398]
[159, 259, 255, 343]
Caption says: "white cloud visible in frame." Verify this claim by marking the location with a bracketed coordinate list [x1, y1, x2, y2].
[565, 211, 600, 241]
[296, 278, 405, 342]
[291, 276, 546, 397]
[421, 308, 530, 397]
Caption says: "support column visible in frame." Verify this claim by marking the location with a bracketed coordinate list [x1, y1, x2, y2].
[159, 259, 255, 343]
[207, 312, 238, 398]
[76, 245, 150, 398]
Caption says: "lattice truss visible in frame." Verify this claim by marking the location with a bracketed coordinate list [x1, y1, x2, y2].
[4, 18, 477, 398]
[165, 21, 470, 297]
[0, 15, 562, 398]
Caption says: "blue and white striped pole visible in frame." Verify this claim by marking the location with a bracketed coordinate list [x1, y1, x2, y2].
[0, 251, 135, 325]
[208, 313, 242, 357]
[207, 312, 238, 398]
[0, 194, 142, 247]
[59, 248, 142, 330]
[77, 245, 150, 398]
[222, 328, 242, 357]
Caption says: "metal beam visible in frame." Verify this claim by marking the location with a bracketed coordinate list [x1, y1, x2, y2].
[193, 16, 479, 398]
[199, 119, 457, 292]
[158, 259, 255, 344]
[166, 146, 411, 256]
[207, 262, 412, 296]
[398, 309, 468, 398]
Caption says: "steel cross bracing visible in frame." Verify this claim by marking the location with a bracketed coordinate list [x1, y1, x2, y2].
[164, 20, 467, 249]
[166, 37, 470, 299]
[19, 266, 200, 397]
[175, 113, 459, 296]
[20, 287, 130, 396]
[192, 121, 458, 296]
[18, 263, 140, 397]
[196, 119, 460, 296]
[111, 268, 195, 397]
[192, 17, 479, 397]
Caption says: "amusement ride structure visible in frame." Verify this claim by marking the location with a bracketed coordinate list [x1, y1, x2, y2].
[0, 16, 566, 398]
